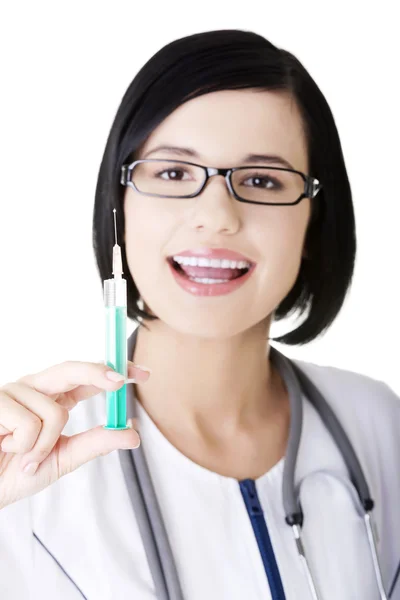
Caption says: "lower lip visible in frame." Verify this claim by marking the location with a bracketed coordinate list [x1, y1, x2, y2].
[167, 260, 256, 297]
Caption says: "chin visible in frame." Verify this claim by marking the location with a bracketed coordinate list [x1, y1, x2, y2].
[147, 308, 270, 340]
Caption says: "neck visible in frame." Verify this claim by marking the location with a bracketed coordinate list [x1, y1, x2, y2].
[131, 318, 287, 440]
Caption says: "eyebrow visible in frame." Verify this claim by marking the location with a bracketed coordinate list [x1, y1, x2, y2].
[142, 145, 295, 171]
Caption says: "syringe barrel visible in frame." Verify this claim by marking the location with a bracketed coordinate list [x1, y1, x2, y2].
[104, 277, 127, 307]
[103, 277, 128, 430]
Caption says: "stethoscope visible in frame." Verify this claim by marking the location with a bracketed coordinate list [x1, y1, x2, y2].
[118, 327, 400, 600]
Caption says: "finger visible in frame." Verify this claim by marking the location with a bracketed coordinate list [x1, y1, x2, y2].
[127, 362, 151, 382]
[0, 392, 42, 453]
[17, 360, 151, 407]
[56, 420, 141, 477]
[0, 383, 68, 460]
[129, 417, 140, 432]
[17, 361, 124, 398]
[58, 361, 151, 409]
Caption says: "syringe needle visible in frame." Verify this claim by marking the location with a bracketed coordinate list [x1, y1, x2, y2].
[112, 208, 123, 277]
[113, 208, 118, 245]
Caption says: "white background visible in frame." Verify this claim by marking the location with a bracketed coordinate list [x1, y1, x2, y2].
[0, 1, 399, 395]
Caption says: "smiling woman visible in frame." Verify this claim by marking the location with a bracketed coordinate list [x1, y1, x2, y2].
[89, 30, 400, 600]
[2, 28, 400, 600]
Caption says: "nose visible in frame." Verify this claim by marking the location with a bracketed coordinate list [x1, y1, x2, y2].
[189, 171, 241, 234]
[204, 167, 231, 193]
[197, 165, 238, 200]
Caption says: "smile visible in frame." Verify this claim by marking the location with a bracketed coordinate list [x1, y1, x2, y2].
[167, 257, 256, 297]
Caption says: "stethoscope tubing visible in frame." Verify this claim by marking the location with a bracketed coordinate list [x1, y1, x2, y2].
[270, 346, 388, 599]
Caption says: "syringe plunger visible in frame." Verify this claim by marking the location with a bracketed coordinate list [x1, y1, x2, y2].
[112, 244, 123, 277]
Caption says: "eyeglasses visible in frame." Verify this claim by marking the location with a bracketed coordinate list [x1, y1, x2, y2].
[120, 158, 322, 206]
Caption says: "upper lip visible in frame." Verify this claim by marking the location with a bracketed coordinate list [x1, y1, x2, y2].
[168, 248, 254, 263]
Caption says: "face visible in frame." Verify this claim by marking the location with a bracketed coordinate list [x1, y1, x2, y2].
[123, 89, 311, 339]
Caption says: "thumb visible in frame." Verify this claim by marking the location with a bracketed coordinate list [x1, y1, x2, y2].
[58, 419, 140, 476]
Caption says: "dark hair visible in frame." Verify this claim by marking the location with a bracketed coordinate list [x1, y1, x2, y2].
[92, 29, 356, 345]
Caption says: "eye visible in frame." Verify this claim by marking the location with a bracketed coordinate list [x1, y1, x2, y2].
[242, 174, 280, 190]
[155, 168, 190, 181]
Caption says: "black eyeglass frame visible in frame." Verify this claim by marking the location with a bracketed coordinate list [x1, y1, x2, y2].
[120, 158, 323, 206]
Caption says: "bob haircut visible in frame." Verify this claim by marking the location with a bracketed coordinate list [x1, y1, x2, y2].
[93, 29, 356, 345]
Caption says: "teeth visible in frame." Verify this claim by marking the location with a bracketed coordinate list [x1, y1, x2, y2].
[188, 277, 231, 284]
[173, 256, 251, 269]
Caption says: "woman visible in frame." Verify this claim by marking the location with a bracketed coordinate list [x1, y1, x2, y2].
[1, 29, 400, 600]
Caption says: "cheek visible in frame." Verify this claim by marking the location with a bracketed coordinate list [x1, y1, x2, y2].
[123, 195, 177, 278]
[252, 203, 310, 283]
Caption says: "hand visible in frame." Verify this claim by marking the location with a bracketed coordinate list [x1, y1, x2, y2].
[0, 360, 150, 510]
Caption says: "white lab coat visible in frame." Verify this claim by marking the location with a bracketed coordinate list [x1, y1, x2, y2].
[1, 357, 400, 600]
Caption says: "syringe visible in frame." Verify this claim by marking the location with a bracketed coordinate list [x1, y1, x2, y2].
[103, 208, 129, 430]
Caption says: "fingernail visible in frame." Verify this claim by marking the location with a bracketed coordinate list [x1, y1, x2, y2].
[106, 371, 125, 382]
[127, 365, 150, 382]
[23, 462, 39, 475]
[134, 364, 152, 373]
